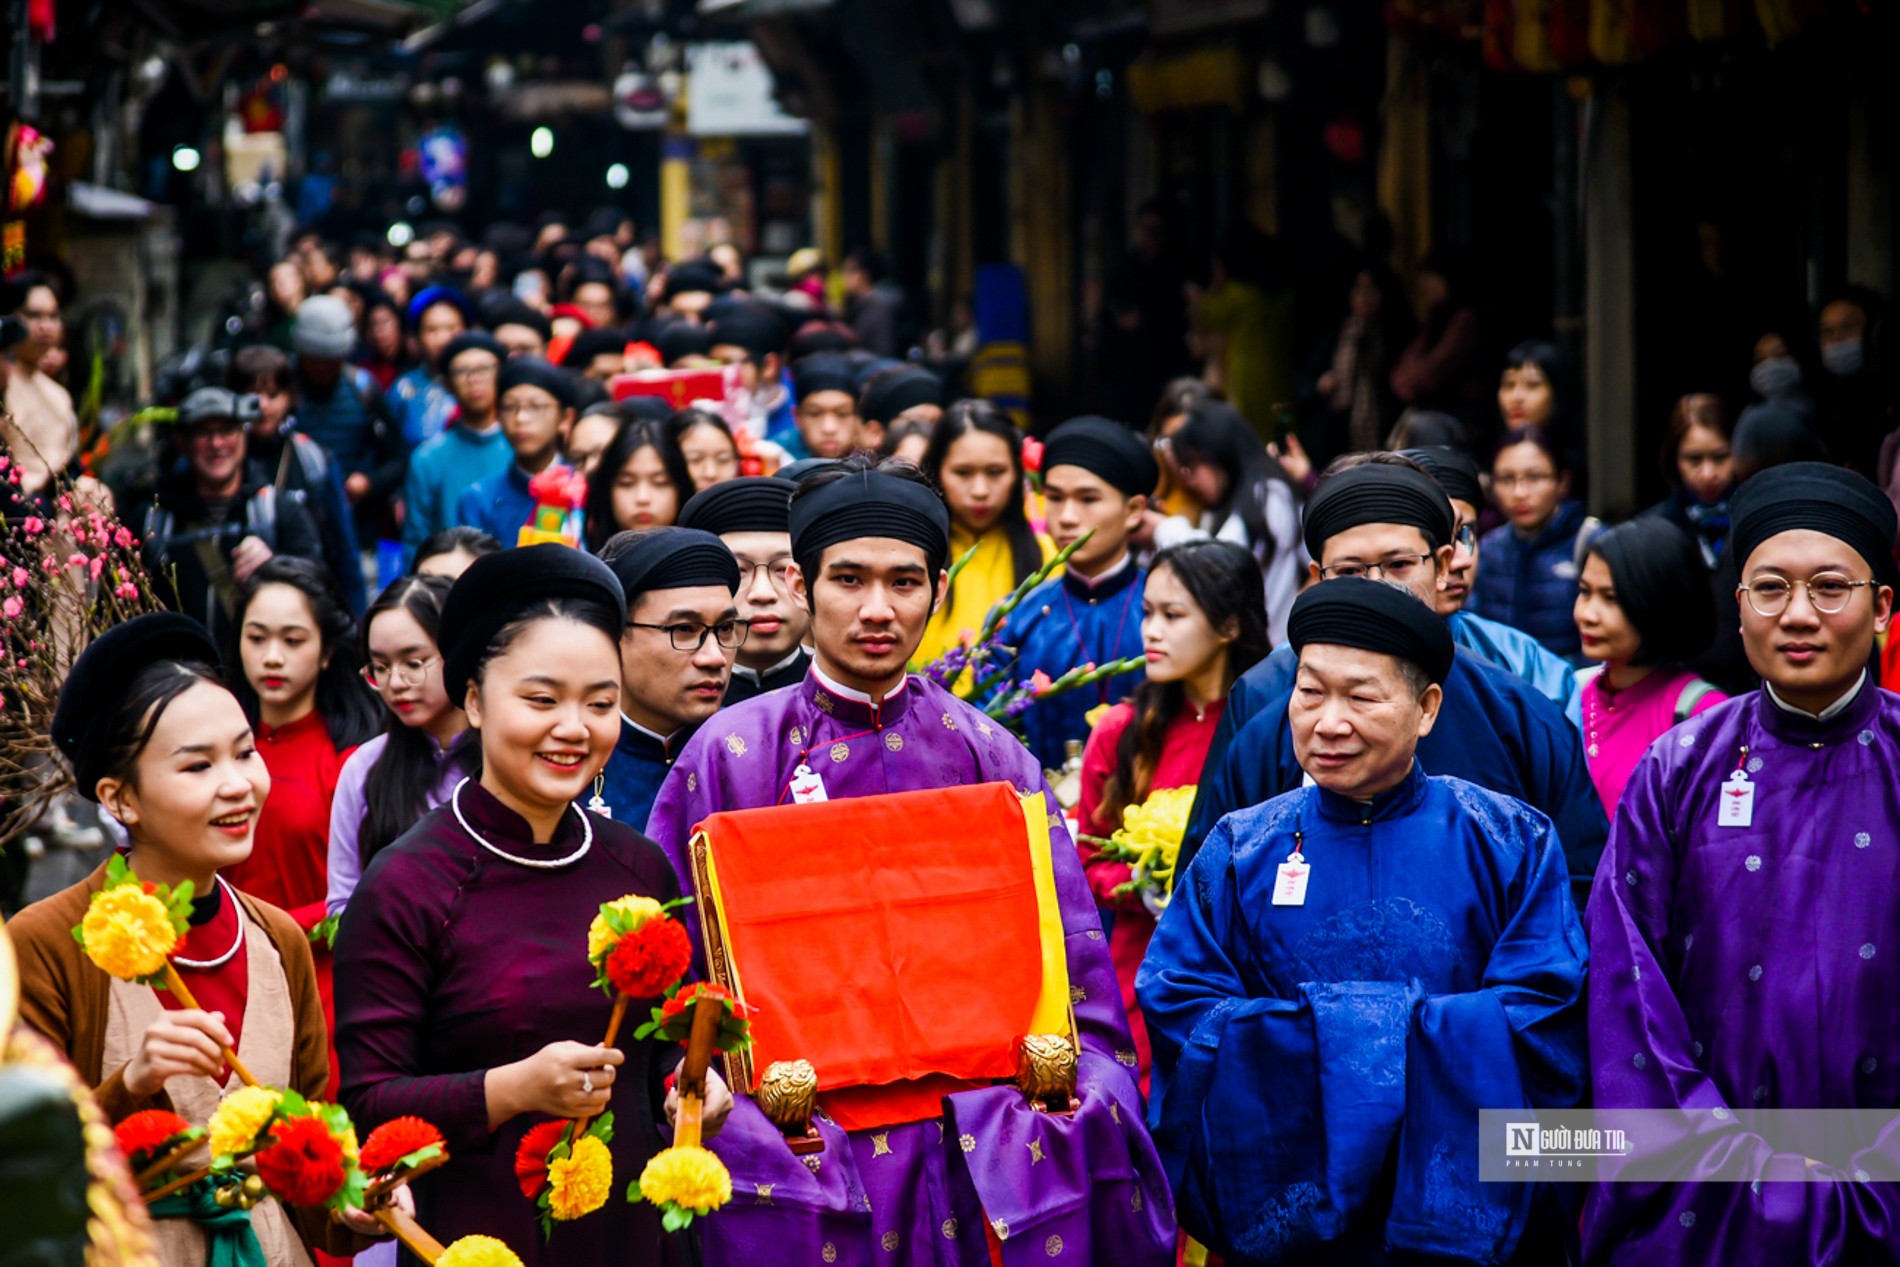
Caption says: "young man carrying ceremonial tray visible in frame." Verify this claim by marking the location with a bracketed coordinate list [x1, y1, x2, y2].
[646, 456, 1175, 1266]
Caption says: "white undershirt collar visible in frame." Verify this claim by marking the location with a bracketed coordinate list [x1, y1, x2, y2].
[1070, 550, 1133, 589]
[733, 645, 805, 685]
[1765, 670, 1866, 721]
[620, 713, 678, 746]
[812, 660, 908, 707]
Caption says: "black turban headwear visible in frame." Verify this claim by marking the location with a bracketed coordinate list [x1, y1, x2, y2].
[790, 353, 858, 401]
[1042, 416, 1160, 498]
[439, 545, 627, 705]
[662, 261, 724, 301]
[605, 527, 741, 600]
[789, 469, 951, 586]
[859, 366, 943, 425]
[1302, 463, 1457, 561]
[53, 613, 224, 801]
[1398, 446, 1484, 511]
[708, 306, 785, 361]
[679, 476, 796, 536]
[651, 321, 712, 366]
[439, 332, 505, 373]
[1729, 460, 1899, 587]
[1287, 577, 1456, 684]
[497, 357, 576, 410]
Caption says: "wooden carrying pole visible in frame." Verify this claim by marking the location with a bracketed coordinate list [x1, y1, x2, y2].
[672, 995, 724, 1150]
[161, 962, 260, 1088]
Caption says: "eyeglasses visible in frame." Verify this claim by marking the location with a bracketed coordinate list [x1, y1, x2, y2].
[498, 398, 557, 418]
[449, 362, 499, 381]
[1319, 553, 1432, 582]
[628, 618, 751, 652]
[361, 655, 439, 690]
[737, 557, 797, 591]
[1454, 523, 1478, 553]
[1737, 573, 1875, 618]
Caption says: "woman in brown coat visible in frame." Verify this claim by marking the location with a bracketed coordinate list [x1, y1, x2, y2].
[8, 613, 389, 1266]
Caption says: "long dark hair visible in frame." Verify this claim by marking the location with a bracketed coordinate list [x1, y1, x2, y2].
[356, 574, 476, 866]
[1586, 518, 1716, 669]
[1168, 399, 1293, 556]
[919, 399, 1042, 598]
[412, 525, 501, 573]
[230, 557, 382, 750]
[1099, 541, 1268, 827]
[664, 407, 739, 491]
[583, 416, 693, 550]
[1501, 339, 1578, 437]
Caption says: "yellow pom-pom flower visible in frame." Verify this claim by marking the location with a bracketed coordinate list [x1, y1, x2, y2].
[587, 895, 665, 961]
[1101, 784, 1198, 908]
[207, 1086, 281, 1159]
[78, 885, 179, 980]
[547, 1134, 614, 1221]
[436, 1235, 525, 1267]
[638, 1144, 732, 1216]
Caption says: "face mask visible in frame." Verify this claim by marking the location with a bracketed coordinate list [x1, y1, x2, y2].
[1749, 356, 1802, 399]
[1822, 338, 1865, 377]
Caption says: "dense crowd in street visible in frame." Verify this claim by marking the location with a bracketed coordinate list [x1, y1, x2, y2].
[1, 203, 1898, 1267]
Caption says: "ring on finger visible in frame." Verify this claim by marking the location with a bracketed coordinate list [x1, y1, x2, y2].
[582, 1070, 594, 1094]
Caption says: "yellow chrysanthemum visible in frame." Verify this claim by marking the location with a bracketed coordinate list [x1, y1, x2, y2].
[1102, 784, 1197, 904]
[436, 1235, 524, 1267]
[547, 1133, 613, 1220]
[587, 895, 665, 960]
[335, 1119, 360, 1163]
[207, 1086, 281, 1159]
[638, 1145, 732, 1215]
[78, 886, 178, 980]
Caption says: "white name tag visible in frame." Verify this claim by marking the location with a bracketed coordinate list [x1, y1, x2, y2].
[1718, 774, 1754, 828]
[1272, 852, 1311, 906]
[789, 763, 829, 804]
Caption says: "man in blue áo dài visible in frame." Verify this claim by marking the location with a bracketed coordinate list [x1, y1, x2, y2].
[1140, 577, 1589, 1266]
[1584, 463, 1900, 1265]
[1179, 455, 1608, 905]
[991, 416, 1158, 771]
[594, 526, 741, 831]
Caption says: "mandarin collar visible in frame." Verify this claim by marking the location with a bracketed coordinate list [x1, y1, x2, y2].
[1060, 553, 1140, 601]
[618, 714, 691, 761]
[1755, 671, 1878, 746]
[732, 645, 807, 686]
[1311, 760, 1430, 825]
[258, 710, 327, 744]
[458, 777, 588, 850]
[806, 662, 913, 728]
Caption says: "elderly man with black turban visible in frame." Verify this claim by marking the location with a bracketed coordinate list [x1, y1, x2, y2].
[1140, 578, 1589, 1267]
[646, 454, 1177, 1267]
[1180, 455, 1608, 905]
[1584, 462, 1900, 1265]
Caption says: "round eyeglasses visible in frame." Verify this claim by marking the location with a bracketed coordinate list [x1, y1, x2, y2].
[1737, 574, 1874, 618]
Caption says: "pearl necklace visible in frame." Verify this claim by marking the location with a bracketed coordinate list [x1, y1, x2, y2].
[172, 876, 246, 970]
[450, 777, 593, 869]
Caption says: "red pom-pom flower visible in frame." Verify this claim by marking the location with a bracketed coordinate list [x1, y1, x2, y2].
[514, 1119, 570, 1200]
[605, 918, 694, 1000]
[114, 1109, 193, 1164]
[253, 1115, 348, 1207]
[359, 1116, 444, 1174]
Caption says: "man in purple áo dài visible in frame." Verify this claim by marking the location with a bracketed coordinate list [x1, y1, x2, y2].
[1584, 462, 1900, 1264]
[593, 527, 741, 831]
[647, 456, 1176, 1267]
[1140, 579, 1588, 1266]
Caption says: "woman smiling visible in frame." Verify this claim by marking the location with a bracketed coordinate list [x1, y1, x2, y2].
[332, 545, 728, 1263]
[8, 614, 388, 1265]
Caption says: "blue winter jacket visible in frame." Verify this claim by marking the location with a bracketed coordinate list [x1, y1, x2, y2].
[1469, 500, 1587, 663]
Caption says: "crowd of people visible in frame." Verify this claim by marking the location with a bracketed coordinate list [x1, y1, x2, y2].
[1, 207, 1899, 1267]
